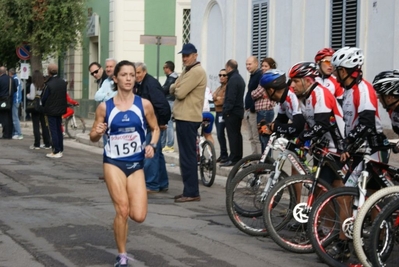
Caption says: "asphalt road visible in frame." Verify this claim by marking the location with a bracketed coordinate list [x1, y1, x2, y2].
[0, 133, 329, 267]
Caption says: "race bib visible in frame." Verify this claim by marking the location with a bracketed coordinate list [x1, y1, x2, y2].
[107, 132, 143, 158]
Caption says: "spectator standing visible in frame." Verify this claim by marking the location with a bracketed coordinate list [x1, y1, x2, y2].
[212, 69, 229, 162]
[170, 43, 206, 202]
[251, 57, 277, 151]
[0, 66, 16, 139]
[134, 62, 171, 193]
[42, 64, 67, 158]
[27, 70, 51, 149]
[89, 62, 108, 88]
[244, 56, 262, 154]
[9, 68, 23, 139]
[89, 60, 159, 267]
[161, 61, 178, 153]
[220, 59, 245, 167]
[94, 59, 117, 147]
[202, 87, 215, 143]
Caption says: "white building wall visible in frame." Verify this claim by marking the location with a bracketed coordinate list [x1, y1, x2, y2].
[191, 0, 399, 128]
[110, 0, 145, 62]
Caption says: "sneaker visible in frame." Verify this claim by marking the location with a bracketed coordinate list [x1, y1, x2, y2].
[162, 146, 174, 153]
[29, 145, 40, 150]
[326, 239, 351, 260]
[40, 144, 52, 149]
[46, 152, 63, 158]
[114, 255, 128, 267]
[12, 135, 23, 140]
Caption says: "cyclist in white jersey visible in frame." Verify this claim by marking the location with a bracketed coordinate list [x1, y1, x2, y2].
[288, 62, 346, 187]
[314, 48, 344, 105]
[89, 60, 159, 267]
[258, 69, 305, 138]
[372, 70, 399, 150]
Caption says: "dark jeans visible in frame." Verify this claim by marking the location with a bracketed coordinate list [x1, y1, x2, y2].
[225, 113, 243, 163]
[215, 111, 228, 159]
[47, 115, 63, 153]
[144, 130, 168, 190]
[0, 108, 13, 138]
[257, 109, 275, 152]
[31, 112, 51, 147]
[176, 120, 201, 197]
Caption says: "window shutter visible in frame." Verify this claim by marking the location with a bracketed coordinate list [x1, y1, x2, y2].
[252, 1, 268, 59]
[331, 0, 358, 50]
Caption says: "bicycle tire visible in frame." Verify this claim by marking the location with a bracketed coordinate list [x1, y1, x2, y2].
[226, 163, 285, 236]
[368, 198, 399, 267]
[308, 187, 360, 267]
[352, 186, 399, 267]
[263, 174, 331, 253]
[199, 140, 216, 187]
[65, 115, 86, 138]
[225, 154, 274, 193]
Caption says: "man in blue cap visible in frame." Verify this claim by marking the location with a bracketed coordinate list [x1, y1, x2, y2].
[170, 43, 207, 202]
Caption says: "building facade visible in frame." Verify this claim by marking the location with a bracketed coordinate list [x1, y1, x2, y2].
[191, 0, 399, 127]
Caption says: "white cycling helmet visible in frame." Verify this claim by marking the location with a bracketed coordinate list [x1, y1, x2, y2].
[332, 47, 364, 68]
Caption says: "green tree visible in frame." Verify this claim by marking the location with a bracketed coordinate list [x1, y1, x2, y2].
[0, 0, 86, 72]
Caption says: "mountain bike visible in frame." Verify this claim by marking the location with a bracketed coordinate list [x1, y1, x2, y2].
[368, 194, 399, 267]
[63, 104, 86, 139]
[262, 139, 343, 253]
[226, 136, 313, 236]
[308, 144, 397, 267]
[197, 120, 216, 187]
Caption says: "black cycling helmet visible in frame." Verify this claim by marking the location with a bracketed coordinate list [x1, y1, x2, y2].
[373, 70, 399, 96]
[260, 69, 286, 90]
[288, 62, 318, 79]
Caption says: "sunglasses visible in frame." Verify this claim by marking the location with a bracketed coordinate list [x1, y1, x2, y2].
[219, 74, 227, 77]
[90, 69, 100, 76]
[320, 59, 332, 65]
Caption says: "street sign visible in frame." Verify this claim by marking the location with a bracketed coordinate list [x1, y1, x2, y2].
[140, 35, 177, 79]
[20, 63, 30, 79]
[16, 44, 31, 60]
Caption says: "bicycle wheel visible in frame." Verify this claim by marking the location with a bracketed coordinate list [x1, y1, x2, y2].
[308, 187, 361, 267]
[199, 140, 216, 187]
[225, 154, 274, 193]
[65, 115, 86, 138]
[263, 174, 331, 253]
[368, 198, 399, 267]
[226, 163, 285, 236]
[352, 186, 399, 267]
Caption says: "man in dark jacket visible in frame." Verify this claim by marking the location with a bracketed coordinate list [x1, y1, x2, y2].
[134, 62, 171, 193]
[244, 56, 262, 154]
[161, 61, 178, 152]
[221, 59, 245, 166]
[42, 63, 67, 158]
[0, 66, 16, 139]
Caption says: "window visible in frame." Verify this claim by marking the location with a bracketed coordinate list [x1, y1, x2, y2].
[331, 0, 358, 50]
[182, 9, 191, 44]
[252, 1, 268, 60]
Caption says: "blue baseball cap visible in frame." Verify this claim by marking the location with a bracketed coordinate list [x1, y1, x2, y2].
[178, 43, 197, 54]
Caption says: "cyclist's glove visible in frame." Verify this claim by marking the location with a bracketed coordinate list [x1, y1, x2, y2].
[257, 119, 269, 136]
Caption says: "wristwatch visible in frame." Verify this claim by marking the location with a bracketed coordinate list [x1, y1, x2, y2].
[149, 143, 157, 153]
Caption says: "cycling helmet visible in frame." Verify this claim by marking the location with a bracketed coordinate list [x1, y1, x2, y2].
[332, 47, 364, 68]
[260, 69, 286, 90]
[288, 62, 318, 79]
[372, 70, 399, 96]
[315, 48, 335, 62]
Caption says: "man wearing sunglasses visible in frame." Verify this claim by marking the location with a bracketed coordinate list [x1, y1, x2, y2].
[314, 48, 344, 105]
[88, 62, 108, 88]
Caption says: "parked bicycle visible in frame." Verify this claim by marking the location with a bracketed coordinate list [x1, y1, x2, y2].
[62, 104, 86, 139]
[197, 120, 216, 187]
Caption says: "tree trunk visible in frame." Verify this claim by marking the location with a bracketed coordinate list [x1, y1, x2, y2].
[30, 45, 43, 73]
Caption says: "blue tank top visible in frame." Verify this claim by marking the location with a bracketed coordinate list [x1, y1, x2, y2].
[103, 96, 147, 161]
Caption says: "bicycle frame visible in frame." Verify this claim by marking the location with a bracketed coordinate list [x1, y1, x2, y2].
[259, 136, 313, 202]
